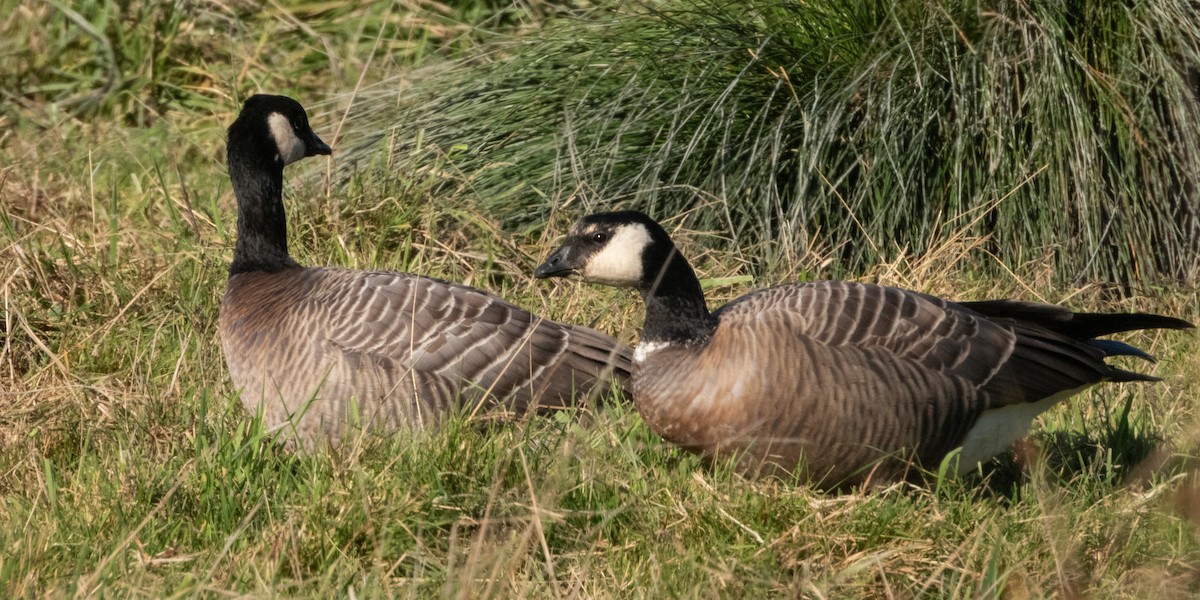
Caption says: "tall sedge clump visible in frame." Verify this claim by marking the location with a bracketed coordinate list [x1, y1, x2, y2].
[337, 0, 1200, 285]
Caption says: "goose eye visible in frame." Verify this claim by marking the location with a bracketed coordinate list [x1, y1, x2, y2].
[591, 232, 607, 243]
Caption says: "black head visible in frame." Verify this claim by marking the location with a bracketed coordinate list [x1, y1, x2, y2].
[227, 94, 332, 167]
[534, 210, 676, 288]
[226, 95, 330, 276]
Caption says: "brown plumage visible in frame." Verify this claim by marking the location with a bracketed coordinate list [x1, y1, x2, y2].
[535, 210, 1192, 488]
[218, 95, 630, 446]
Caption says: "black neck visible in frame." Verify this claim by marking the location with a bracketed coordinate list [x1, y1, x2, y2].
[640, 247, 718, 345]
[228, 147, 299, 275]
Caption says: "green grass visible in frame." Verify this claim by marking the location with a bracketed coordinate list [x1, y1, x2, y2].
[336, 0, 1200, 285]
[3, 0, 1200, 597]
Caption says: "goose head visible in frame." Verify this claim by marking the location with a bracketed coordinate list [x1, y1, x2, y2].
[535, 210, 677, 288]
[538, 210, 717, 347]
[226, 95, 331, 276]
[228, 94, 332, 168]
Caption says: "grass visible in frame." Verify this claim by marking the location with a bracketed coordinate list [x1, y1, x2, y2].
[335, 0, 1200, 285]
[2, 0, 1200, 597]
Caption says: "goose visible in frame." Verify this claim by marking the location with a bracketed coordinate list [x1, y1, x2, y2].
[218, 95, 630, 446]
[534, 210, 1192, 488]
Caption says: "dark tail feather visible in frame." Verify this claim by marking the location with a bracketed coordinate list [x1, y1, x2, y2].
[1059, 312, 1194, 339]
[1086, 339, 1156, 362]
[1107, 367, 1164, 383]
[958, 300, 1194, 339]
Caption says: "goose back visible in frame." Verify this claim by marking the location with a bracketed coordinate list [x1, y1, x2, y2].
[221, 266, 630, 443]
[636, 282, 983, 483]
[636, 280, 1182, 486]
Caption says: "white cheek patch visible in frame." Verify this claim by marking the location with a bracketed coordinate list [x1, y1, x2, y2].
[268, 112, 307, 165]
[581, 223, 652, 286]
